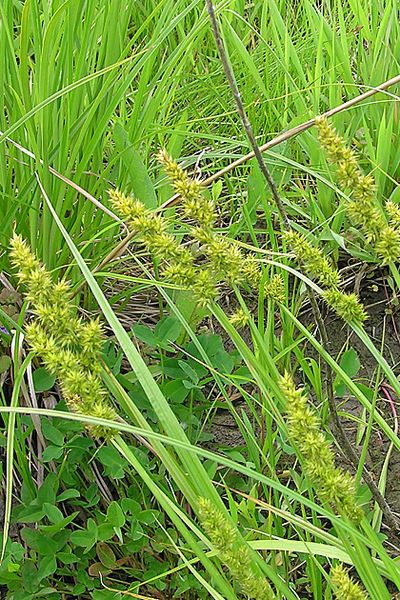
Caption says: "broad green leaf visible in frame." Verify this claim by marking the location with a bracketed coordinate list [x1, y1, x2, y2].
[21, 529, 58, 555]
[131, 324, 158, 347]
[41, 446, 63, 462]
[96, 542, 117, 569]
[57, 552, 79, 565]
[43, 503, 64, 524]
[97, 446, 127, 479]
[37, 554, 57, 581]
[335, 348, 361, 396]
[154, 316, 182, 345]
[32, 368, 56, 393]
[39, 512, 80, 535]
[0, 355, 11, 374]
[41, 420, 64, 446]
[161, 379, 190, 404]
[107, 501, 125, 529]
[57, 489, 80, 502]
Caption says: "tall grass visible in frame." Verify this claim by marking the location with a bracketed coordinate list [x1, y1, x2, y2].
[1, 0, 400, 598]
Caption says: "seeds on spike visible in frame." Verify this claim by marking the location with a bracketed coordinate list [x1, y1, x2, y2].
[9, 235, 117, 439]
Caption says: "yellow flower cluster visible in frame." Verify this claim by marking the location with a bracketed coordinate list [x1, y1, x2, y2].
[330, 565, 369, 600]
[109, 189, 217, 306]
[228, 308, 249, 329]
[264, 273, 285, 302]
[158, 152, 267, 290]
[284, 230, 366, 323]
[386, 200, 400, 227]
[284, 231, 340, 289]
[316, 116, 400, 265]
[10, 234, 117, 438]
[323, 288, 367, 324]
[203, 235, 245, 284]
[110, 152, 285, 311]
[279, 373, 364, 523]
[198, 497, 275, 600]
[158, 149, 215, 229]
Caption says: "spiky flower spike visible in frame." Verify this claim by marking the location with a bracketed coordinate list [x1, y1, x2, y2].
[284, 229, 366, 322]
[264, 274, 285, 303]
[316, 116, 400, 263]
[228, 308, 249, 329]
[109, 189, 214, 301]
[110, 189, 259, 304]
[323, 289, 367, 323]
[110, 188, 281, 305]
[199, 234, 245, 285]
[279, 373, 364, 523]
[198, 498, 275, 600]
[158, 149, 216, 229]
[330, 565, 369, 600]
[9, 234, 117, 438]
[386, 200, 400, 228]
[284, 230, 341, 289]
[157, 151, 269, 288]
[375, 226, 400, 265]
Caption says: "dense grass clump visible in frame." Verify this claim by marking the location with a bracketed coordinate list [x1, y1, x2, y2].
[0, 1, 400, 598]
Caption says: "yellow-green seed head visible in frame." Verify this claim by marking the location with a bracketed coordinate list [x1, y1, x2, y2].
[9, 234, 40, 276]
[192, 269, 218, 306]
[198, 498, 275, 600]
[323, 289, 367, 323]
[85, 400, 118, 439]
[351, 174, 376, 202]
[203, 237, 244, 284]
[264, 274, 285, 303]
[158, 148, 184, 182]
[108, 189, 146, 223]
[146, 232, 180, 260]
[192, 226, 215, 245]
[23, 267, 53, 303]
[386, 200, 400, 228]
[284, 231, 340, 288]
[25, 322, 57, 357]
[77, 318, 104, 365]
[198, 498, 236, 553]
[375, 225, 400, 265]
[330, 565, 368, 600]
[346, 201, 384, 243]
[316, 117, 395, 267]
[243, 258, 262, 289]
[279, 373, 363, 523]
[51, 280, 72, 303]
[162, 262, 197, 286]
[10, 236, 116, 440]
[158, 149, 215, 228]
[315, 117, 350, 164]
[229, 308, 249, 329]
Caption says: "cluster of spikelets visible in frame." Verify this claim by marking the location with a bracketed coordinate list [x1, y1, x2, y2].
[284, 229, 366, 323]
[316, 116, 400, 265]
[279, 373, 364, 523]
[330, 565, 368, 600]
[198, 497, 275, 600]
[284, 117, 400, 323]
[109, 151, 285, 313]
[9, 234, 117, 439]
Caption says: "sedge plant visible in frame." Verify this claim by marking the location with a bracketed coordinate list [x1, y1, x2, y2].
[3, 1, 400, 597]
